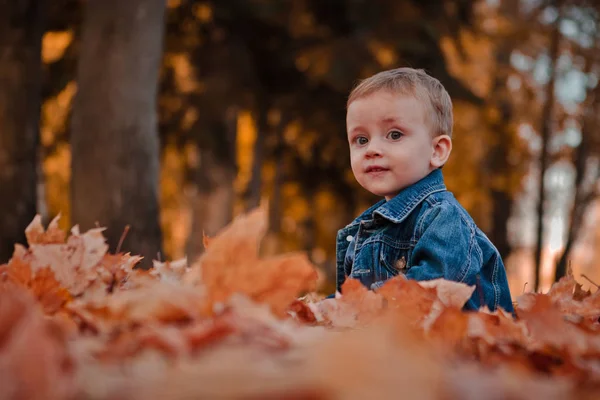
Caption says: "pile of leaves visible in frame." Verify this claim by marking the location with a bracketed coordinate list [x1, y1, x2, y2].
[1, 208, 600, 400]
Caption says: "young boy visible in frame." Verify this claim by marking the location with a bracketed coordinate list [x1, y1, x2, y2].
[335, 67, 514, 312]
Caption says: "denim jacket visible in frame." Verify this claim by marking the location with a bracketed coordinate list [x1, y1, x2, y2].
[335, 169, 514, 312]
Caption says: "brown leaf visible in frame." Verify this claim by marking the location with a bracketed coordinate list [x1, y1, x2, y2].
[518, 295, 600, 357]
[316, 278, 385, 328]
[67, 281, 206, 334]
[151, 257, 189, 283]
[1, 258, 71, 314]
[188, 207, 318, 316]
[427, 306, 469, 346]
[573, 283, 592, 302]
[378, 275, 438, 324]
[14, 223, 110, 296]
[287, 299, 317, 324]
[417, 278, 475, 309]
[467, 309, 528, 346]
[0, 285, 74, 400]
[548, 274, 577, 300]
[25, 214, 66, 245]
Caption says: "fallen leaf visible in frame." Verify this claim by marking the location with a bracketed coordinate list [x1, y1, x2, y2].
[418, 278, 476, 309]
[188, 207, 318, 316]
[25, 214, 66, 245]
[317, 278, 384, 328]
[0, 258, 71, 314]
[151, 258, 189, 283]
[0, 285, 74, 400]
[14, 219, 110, 296]
[377, 275, 438, 324]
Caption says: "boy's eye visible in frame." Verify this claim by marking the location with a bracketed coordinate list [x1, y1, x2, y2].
[387, 130, 403, 140]
[356, 136, 369, 145]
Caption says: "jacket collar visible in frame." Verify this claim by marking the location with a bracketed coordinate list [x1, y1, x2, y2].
[348, 169, 446, 227]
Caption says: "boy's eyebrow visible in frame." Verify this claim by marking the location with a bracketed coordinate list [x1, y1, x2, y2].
[348, 125, 365, 135]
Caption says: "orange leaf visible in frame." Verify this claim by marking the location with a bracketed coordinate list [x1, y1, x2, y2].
[0, 285, 74, 400]
[518, 295, 600, 357]
[151, 257, 189, 283]
[427, 306, 468, 346]
[316, 278, 384, 328]
[188, 207, 318, 317]
[1, 258, 71, 314]
[25, 214, 66, 245]
[417, 278, 475, 309]
[378, 275, 438, 323]
[14, 221, 110, 296]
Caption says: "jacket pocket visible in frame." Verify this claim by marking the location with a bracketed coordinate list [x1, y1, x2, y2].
[377, 239, 411, 283]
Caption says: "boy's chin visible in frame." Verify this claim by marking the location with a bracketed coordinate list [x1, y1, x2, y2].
[365, 187, 402, 199]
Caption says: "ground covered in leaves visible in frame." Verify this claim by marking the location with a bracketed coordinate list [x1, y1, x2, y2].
[1, 208, 600, 400]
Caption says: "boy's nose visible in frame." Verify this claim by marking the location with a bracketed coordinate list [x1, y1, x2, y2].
[365, 142, 383, 158]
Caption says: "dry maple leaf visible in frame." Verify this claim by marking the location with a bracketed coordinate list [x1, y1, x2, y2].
[67, 280, 207, 334]
[121, 319, 441, 400]
[467, 308, 528, 347]
[287, 299, 317, 324]
[187, 207, 318, 317]
[0, 285, 74, 400]
[426, 306, 469, 347]
[377, 275, 439, 324]
[573, 283, 592, 302]
[316, 278, 384, 328]
[25, 214, 66, 245]
[93, 324, 191, 361]
[97, 252, 151, 292]
[0, 257, 71, 314]
[548, 274, 577, 300]
[417, 278, 476, 309]
[521, 276, 600, 322]
[13, 218, 110, 296]
[445, 362, 576, 400]
[151, 258, 189, 283]
[518, 295, 600, 358]
[297, 322, 442, 400]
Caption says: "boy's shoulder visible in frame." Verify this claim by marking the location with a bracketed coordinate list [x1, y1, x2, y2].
[421, 190, 476, 227]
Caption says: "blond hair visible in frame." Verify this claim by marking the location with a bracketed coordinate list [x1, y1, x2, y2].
[347, 68, 453, 138]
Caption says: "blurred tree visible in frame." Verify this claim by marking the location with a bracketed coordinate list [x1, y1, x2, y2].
[534, 0, 563, 291]
[555, 4, 600, 281]
[0, 0, 45, 262]
[39, 0, 81, 230]
[70, 0, 165, 266]
[484, 0, 522, 260]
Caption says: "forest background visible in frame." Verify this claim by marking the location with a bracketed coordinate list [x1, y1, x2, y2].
[1, 0, 599, 297]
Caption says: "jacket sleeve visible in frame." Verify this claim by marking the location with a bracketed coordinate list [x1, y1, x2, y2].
[405, 203, 479, 284]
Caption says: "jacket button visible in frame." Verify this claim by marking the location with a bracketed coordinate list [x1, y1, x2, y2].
[395, 257, 407, 270]
[346, 235, 353, 242]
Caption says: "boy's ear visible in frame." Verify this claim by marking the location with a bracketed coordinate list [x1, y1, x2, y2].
[430, 135, 452, 169]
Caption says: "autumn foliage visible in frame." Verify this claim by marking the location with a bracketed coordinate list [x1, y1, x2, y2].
[1, 208, 600, 399]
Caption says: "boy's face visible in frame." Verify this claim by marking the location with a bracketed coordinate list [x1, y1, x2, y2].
[346, 90, 446, 200]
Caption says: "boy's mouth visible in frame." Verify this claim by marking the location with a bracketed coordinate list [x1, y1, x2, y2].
[365, 166, 390, 173]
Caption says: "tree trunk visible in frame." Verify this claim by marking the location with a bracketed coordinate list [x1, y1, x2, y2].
[489, 190, 512, 260]
[555, 47, 600, 280]
[262, 115, 288, 256]
[186, 111, 237, 262]
[486, 0, 519, 261]
[246, 97, 268, 211]
[0, 0, 45, 262]
[71, 0, 165, 266]
[486, 0, 526, 262]
[534, 4, 562, 291]
[269, 120, 287, 237]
